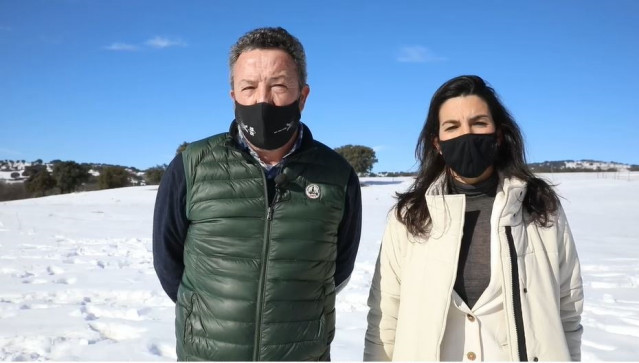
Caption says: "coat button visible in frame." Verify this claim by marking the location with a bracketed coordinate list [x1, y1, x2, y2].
[467, 352, 476, 361]
[533, 358, 539, 362]
[467, 314, 475, 322]
[523, 288, 528, 293]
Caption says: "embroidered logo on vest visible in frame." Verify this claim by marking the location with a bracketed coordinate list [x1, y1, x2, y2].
[305, 184, 320, 199]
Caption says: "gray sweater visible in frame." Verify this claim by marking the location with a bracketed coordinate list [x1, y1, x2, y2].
[451, 174, 498, 309]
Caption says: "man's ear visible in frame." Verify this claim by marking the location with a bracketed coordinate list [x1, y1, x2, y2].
[230, 89, 236, 102]
[298, 84, 310, 111]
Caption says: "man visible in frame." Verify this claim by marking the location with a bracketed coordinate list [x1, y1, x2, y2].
[153, 27, 362, 361]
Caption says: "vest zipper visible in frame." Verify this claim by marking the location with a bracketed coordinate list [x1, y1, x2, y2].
[505, 226, 528, 361]
[253, 175, 282, 360]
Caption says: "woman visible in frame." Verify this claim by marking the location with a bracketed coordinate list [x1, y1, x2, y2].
[364, 75, 583, 361]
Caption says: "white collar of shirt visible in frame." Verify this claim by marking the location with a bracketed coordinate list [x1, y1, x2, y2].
[236, 122, 305, 172]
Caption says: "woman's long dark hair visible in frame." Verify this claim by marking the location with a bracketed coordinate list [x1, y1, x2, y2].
[396, 75, 559, 237]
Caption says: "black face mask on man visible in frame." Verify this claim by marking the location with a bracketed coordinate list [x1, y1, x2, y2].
[234, 100, 301, 150]
[438, 133, 498, 178]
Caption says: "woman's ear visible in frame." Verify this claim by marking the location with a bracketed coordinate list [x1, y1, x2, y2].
[496, 129, 504, 146]
[433, 136, 442, 154]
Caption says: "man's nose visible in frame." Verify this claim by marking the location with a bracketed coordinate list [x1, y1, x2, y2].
[255, 85, 272, 104]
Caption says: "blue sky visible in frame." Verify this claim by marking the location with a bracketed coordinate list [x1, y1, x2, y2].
[1, 0, 638, 172]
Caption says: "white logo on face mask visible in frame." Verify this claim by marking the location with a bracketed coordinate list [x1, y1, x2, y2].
[273, 122, 296, 135]
[305, 184, 320, 199]
[240, 122, 256, 136]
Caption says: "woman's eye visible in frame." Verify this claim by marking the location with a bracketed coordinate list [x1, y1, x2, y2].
[474, 118, 492, 127]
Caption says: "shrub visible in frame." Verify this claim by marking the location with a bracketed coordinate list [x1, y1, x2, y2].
[25, 169, 56, 197]
[0, 181, 29, 201]
[334, 145, 378, 174]
[98, 166, 131, 189]
[53, 161, 90, 194]
[145, 165, 167, 185]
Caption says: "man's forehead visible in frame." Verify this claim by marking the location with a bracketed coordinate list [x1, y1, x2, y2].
[233, 51, 297, 80]
[236, 74, 291, 82]
[236, 49, 293, 64]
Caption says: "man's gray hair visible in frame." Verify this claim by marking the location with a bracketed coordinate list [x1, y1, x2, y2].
[229, 27, 307, 90]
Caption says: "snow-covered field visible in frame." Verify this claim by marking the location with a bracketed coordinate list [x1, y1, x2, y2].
[0, 173, 638, 360]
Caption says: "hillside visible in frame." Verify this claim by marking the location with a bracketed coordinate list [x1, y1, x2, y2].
[3, 158, 638, 184]
[528, 160, 638, 173]
[0, 160, 158, 202]
[0, 160, 146, 184]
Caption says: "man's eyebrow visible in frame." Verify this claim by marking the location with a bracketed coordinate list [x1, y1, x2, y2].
[268, 75, 293, 83]
[236, 78, 255, 84]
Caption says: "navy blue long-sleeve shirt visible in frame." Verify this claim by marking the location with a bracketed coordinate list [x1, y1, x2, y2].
[153, 146, 362, 303]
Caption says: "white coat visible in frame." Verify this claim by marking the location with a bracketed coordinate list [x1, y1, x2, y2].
[364, 175, 583, 361]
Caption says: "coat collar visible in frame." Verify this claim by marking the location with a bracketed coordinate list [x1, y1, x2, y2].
[424, 172, 527, 234]
[227, 120, 315, 151]
[495, 176, 526, 226]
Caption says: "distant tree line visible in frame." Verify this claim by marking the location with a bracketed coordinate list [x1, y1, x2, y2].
[0, 159, 169, 202]
[374, 171, 417, 177]
[2, 150, 636, 203]
[528, 160, 620, 173]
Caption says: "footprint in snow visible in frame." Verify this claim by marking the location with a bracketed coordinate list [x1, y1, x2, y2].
[47, 265, 65, 275]
[148, 342, 177, 358]
[88, 321, 145, 341]
[55, 277, 77, 285]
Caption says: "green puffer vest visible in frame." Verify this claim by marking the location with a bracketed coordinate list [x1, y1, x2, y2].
[176, 131, 352, 361]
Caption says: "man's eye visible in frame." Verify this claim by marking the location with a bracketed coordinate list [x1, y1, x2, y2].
[241, 86, 255, 91]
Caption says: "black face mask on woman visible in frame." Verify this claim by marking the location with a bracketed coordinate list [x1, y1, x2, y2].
[234, 100, 301, 150]
[438, 133, 498, 178]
